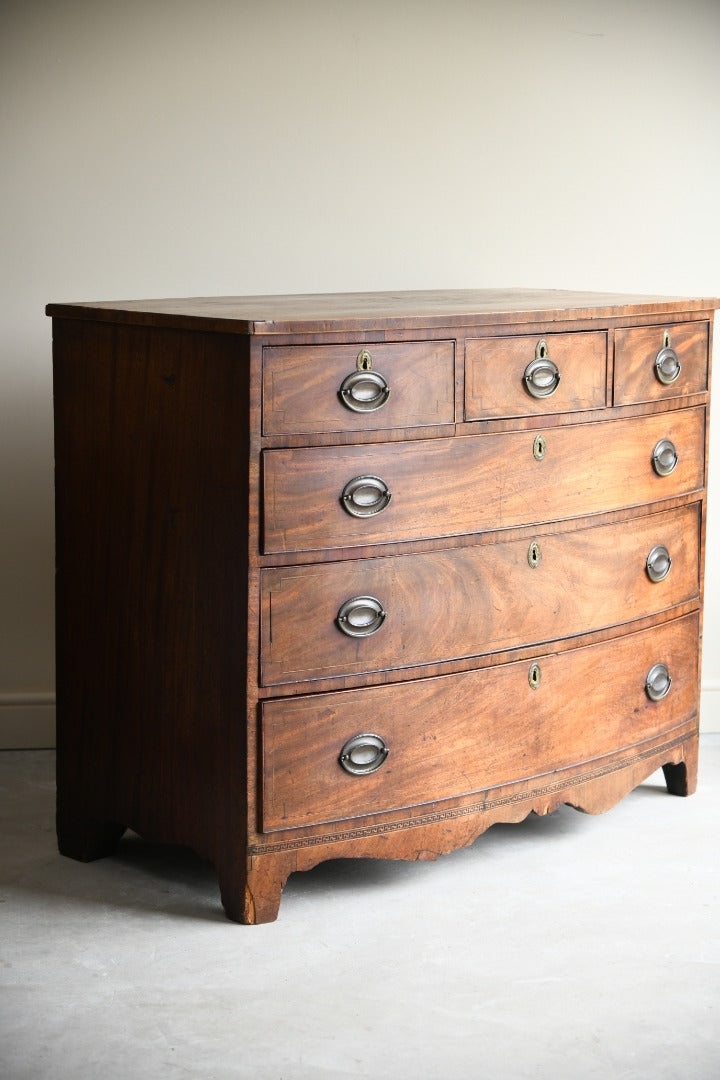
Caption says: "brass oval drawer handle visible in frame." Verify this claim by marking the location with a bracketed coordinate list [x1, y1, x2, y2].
[337, 595, 386, 638]
[524, 340, 560, 399]
[652, 438, 678, 476]
[645, 662, 672, 701]
[339, 733, 389, 776]
[339, 369, 390, 412]
[341, 474, 392, 518]
[646, 544, 672, 582]
[655, 345, 681, 385]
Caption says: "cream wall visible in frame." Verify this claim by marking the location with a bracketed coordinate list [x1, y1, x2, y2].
[1, 0, 719, 746]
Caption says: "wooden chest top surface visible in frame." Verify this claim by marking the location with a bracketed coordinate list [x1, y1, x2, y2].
[46, 288, 720, 335]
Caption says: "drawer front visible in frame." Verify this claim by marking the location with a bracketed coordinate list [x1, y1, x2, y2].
[261, 614, 699, 831]
[465, 331, 606, 419]
[262, 340, 455, 434]
[262, 407, 705, 554]
[614, 321, 709, 405]
[260, 504, 700, 685]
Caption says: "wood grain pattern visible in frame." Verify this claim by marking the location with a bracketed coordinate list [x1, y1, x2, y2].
[46, 288, 720, 335]
[262, 407, 705, 554]
[614, 320, 709, 405]
[53, 319, 251, 871]
[49, 289, 714, 923]
[261, 614, 699, 832]
[242, 729, 698, 922]
[259, 503, 700, 685]
[253, 728, 698, 854]
[465, 330, 606, 419]
[262, 340, 454, 434]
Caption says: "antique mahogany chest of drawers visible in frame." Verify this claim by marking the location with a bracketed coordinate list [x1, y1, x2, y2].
[48, 288, 716, 923]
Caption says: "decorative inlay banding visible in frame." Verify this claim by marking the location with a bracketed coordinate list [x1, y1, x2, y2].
[249, 732, 692, 855]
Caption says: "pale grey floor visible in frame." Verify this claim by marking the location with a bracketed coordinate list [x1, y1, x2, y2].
[1, 742, 719, 1080]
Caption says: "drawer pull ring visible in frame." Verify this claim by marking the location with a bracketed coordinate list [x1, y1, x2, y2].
[655, 332, 681, 385]
[652, 439, 678, 476]
[339, 733, 390, 776]
[524, 340, 561, 399]
[528, 662, 542, 689]
[341, 474, 392, 517]
[646, 544, 672, 583]
[337, 595, 386, 638]
[645, 663, 672, 702]
[339, 369, 390, 412]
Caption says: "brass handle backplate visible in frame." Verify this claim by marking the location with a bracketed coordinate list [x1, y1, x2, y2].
[341, 474, 392, 518]
[645, 663, 672, 701]
[655, 331, 681, 385]
[646, 544, 672, 583]
[337, 595, 386, 638]
[652, 439, 678, 476]
[524, 340, 561, 399]
[339, 368, 390, 412]
[655, 346, 681, 385]
[339, 733, 390, 776]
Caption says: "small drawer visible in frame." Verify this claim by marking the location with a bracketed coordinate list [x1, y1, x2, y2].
[262, 407, 705, 554]
[260, 504, 700, 685]
[614, 322, 709, 405]
[260, 614, 699, 831]
[465, 331, 606, 420]
[262, 340, 455, 435]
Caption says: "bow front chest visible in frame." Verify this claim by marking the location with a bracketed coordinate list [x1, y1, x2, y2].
[48, 289, 716, 923]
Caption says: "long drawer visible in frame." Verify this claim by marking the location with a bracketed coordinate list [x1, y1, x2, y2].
[259, 503, 700, 685]
[262, 407, 705, 554]
[261, 613, 699, 832]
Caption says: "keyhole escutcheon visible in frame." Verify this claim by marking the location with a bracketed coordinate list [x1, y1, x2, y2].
[528, 663, 542, 689]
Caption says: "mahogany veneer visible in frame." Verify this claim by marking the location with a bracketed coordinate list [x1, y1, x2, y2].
[47, 289, 716, 923]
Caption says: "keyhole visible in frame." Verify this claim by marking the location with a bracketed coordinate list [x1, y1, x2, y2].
[528, 663, 542, 689]
[357, 348, 373, 371]
[663, 330, 671, 349]
[533, 434, 547, 461]
[528, 541, 541, 568]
